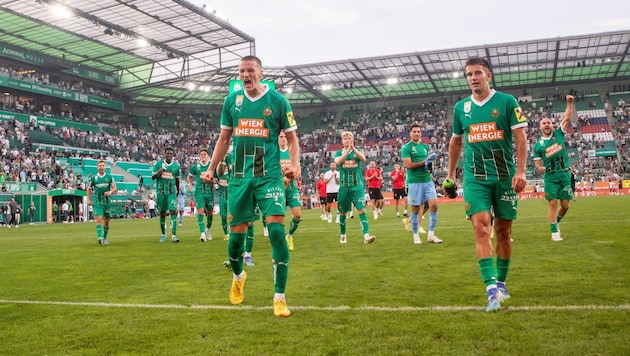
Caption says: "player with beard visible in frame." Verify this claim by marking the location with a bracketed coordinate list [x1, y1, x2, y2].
[533, 95, 575, 242]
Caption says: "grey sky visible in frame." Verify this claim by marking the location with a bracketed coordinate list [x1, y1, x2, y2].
[194, 0, 630, 67]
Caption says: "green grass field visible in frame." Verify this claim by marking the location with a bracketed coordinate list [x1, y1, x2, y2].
[1, 195, 629, 355]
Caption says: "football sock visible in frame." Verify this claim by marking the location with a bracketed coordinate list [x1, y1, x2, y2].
[411, 213, 419, 233]
[206, 213, 213, 229]
[160, 216, 166, 234]
[103, 226, 109, 239]
[170, 215, 177, 234]
[221, 215, 229, 235]
[496, 257, 510, 283]
[478, 257, 497, 287]
[268, 222, 289, 293]
[246, 225, 254, 253]
[228, 232, 246, 274]
[429, 211, 437, 232]
[339, 215, 347, 235]
[359, 213, 369, 234]
[288, 217, 300, 235]
[96, 224, 103, 239]
[556, 214, 564, 224]
[550, 222, 559, 233]
[197, 214, 204, 232]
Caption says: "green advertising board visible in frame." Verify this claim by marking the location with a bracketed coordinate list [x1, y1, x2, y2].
[33, 143, 109, 156]
[63, 66, 118, 85]
[0, 182, 38, 192]
[0, 45, 45, 65]
[0, 110, 99, 133]
[0, 75, 123, 110]
[48, 188, 87, 197]
[595, 149, 617, 157]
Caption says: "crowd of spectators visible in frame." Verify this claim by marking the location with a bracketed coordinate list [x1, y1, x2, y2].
[2, 88, 629, 199]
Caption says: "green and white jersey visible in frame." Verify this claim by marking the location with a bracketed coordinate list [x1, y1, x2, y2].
[533, 127, 570, 177]
[279, 147, 296, 189]
[335, 149, 364, 188]
[401, 141, 432, 183]
[189, 160, 213, 194]
[220, 85, 297, 179]
[452, 89, 528, 181]
[88, 173, 114, 205]
[153, 159, 181, 195]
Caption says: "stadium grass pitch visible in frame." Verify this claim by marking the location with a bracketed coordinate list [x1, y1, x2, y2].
[0, 195, 628, 355]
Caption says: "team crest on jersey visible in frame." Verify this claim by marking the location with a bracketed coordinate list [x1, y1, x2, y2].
[491, 108, 500, 118]
[465, 202, 470, 212]
[235, 95, 244, 107]
[464, 101, 472, 114]
[263, 107, 272, 117]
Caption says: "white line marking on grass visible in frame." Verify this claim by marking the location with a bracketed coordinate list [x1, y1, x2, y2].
[1, 299, 628, 312]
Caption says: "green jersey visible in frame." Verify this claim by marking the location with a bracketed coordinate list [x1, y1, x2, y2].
[88, 173, 114, 205]
[220, 86, 297, 179]
[335, 149, 364, 188]
[452, 89, 528, 181]
[153, 159, 181, 195]
[401, 141, 432, 183]
[188, 160, 213, 194]
[279, 147, 296, 189]
[533, 127, 570, 178]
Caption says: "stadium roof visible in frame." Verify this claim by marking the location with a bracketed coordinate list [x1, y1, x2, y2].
[1, 0, 629, 108]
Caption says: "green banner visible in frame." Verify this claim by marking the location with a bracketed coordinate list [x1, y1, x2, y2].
[0, 45, 45, 65]
[0, 110, 30, 123]
[0, 182, 38, 192]
[63, 67, 118, 85]
[0, 110, 99, 133]
[48, 188, 87, 197]
[0, 75, 123, 110]
[33, 143, 109, 156]
[595, 149, 617, 157]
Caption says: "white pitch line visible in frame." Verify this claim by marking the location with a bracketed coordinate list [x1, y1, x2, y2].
[1, 299, 628, 312]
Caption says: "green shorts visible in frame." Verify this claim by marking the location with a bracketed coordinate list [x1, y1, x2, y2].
[228, 176, 285, 226]
[195, 192, 214, 211]
[544, 173, 573, 201]
[285, 183, 301, 209]
[92, 203, 110, 219]
[157, 193, 178, 212]
[219, 196, 228, 217]
[338, 186, 367, 213]
[463, 179, 518, 220]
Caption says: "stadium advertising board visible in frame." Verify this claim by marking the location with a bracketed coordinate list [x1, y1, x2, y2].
[0, 110, 99, 133]
[0, 45, 44, 65]
[0, 75, 123, 110]
[63, 67, 118, 85]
